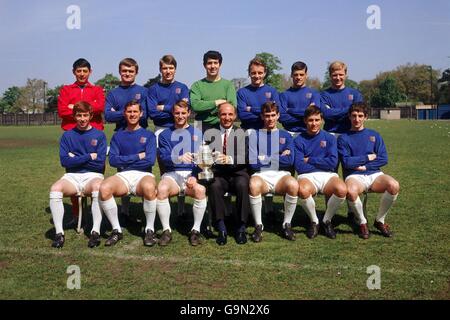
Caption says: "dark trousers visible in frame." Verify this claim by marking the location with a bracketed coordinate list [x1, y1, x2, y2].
[208, 175, 250, 224]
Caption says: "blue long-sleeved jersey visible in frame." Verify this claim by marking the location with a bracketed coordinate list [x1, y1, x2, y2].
[320, 87, 363, 133]
[147, 81, 190, 128]
[280, 86, 322, 132]
[294, 130, 338, 174]
[104, 84, 148, 131]
[248, 129, 294, 172]
[109, 127, 156, 172]
[337, 128, 388, 177]
[237, 84, 281, 130]
[59, 127, 107, 173]
[158, 125, 202, 173]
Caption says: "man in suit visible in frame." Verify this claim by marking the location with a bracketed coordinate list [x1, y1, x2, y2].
[204, 102, 250, 245]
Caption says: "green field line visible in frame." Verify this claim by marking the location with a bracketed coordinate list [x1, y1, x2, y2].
[1, 246, 448, 277]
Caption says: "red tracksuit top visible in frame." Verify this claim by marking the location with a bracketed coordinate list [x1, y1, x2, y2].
[57, 82, 105, 131]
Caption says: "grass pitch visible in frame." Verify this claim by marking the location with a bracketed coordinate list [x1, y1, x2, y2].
[0, 120, 449, 299]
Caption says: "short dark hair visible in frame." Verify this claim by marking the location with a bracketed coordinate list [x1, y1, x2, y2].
[124, 99, 142, 111]
[291, 61, 308, 74]
[203, 50, 222, 65]
[261, 101, 279, 115]
[72, 58, 91, 71]
[349, 102, 369, 116]
[173, 99, 191, 111]
[159, 54, 177, 69]
[304, 104, 322, 120]
[119, 58, 139, 73]
[72, 101, 92, 116]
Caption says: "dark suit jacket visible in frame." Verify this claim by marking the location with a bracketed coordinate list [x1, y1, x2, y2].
[205, 125, 250, 178]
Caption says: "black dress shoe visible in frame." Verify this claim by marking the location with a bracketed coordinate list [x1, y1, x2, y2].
[216, 231, 227, 245]
[235, 231, 247, 244]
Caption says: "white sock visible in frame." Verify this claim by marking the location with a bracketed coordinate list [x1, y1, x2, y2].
[323, 194, 345, 223]
[283, 194, 298, 226]
[156, 199, 172, 232]
[91, 191, 102, 234]
[376, 192, 398, 224]
[100, 197, 122, 233]
[249, 194, 263, 228]
[300, 196, 319, 224]
[143, 199, 157, 232]
[50, 191, 64, 235]
[192, 198, 207, 232]
[348, 197, 367, 225]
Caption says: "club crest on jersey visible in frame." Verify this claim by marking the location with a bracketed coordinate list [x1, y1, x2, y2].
[348, 94, 354, 101]
[192, 135, 198, 142]
[306, 92, 312, 99]
[279, 137, 286, 144]
[175, 87, 181, 94]
[369, 136, 376, 142]
[265, 92, 272, 99]
[135, 93, 141, 100]
[140, 136, 147, 144]
[320, 140, 327, 148]
[90, 139, 98, 146]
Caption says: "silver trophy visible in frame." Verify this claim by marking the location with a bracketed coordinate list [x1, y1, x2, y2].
[193, 142, 219, 184]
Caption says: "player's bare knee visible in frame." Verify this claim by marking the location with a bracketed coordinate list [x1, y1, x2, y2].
[286, 179, 299, 195]
[157, 184, 170, 200]
[50, 183, 63, 193]
[298, 184, 311, 199]
[99, 183, 113, 200]
[249, 178, 262, 196]
[194, 185, 206, 199]
[388, 180, 400, 195]
[335, 184, 347, 198]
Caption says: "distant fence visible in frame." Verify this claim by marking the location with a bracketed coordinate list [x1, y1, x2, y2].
[0, 112, 61, 126]
[0, 107, 427, 126]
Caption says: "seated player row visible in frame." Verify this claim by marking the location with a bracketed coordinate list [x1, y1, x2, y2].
[49, 99, 399, 248]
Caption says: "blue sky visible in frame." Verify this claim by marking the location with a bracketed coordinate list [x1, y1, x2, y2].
[0, 0, 449, 93]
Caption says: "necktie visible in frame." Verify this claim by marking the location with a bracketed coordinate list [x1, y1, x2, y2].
[223, 131, 227, 155]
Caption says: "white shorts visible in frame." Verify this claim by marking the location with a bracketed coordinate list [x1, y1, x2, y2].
[116, 170, 154, 195]
[298, 172, 339, 194]
[161, 171, 192, 193]
[155, 126, 167, 148]
[252, 170, 291, 193]
[61, 172, 104, 195]
[345, 172, 384, 192]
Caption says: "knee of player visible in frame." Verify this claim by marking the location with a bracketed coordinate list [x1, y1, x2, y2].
[50, 182, 63, 193]
[194, 185, 206, 199]
[388, 179, 400, 195]
[297, 184, 312, 199]
[142, 182, 156, 197]
[156, 184, 170, 200]
[99, 183, 113, 200]
[335, 183, 348, 198]
[249, 178, 262, 196]
[285, 178, 299, 195]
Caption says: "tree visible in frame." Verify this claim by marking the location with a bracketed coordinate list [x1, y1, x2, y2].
[255, 52, 283, 91]
[13, 79, 46, 113]
[390, 63, 439, 104]
[437, 68, 450, 104]
[0, 86, 21, 112]
[95, 73, 120, 95]
[143, 74, 161, 88]
[370, 76, 405, 108]
[306, 77, 322, 91]
[45, 85, 62, 112]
